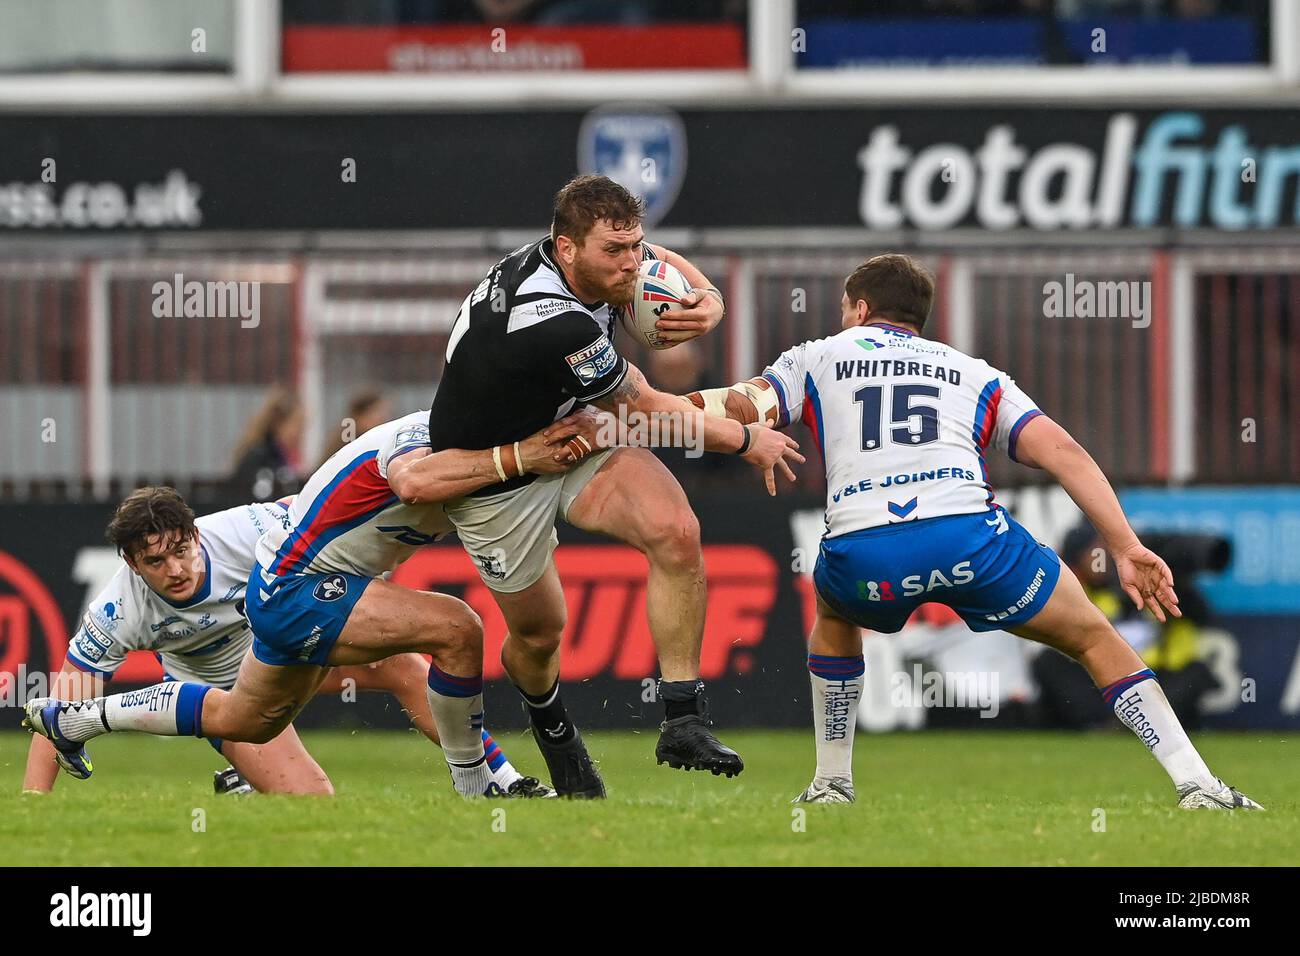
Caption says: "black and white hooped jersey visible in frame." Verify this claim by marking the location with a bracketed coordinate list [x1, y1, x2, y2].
[762, 322, 1043, 538]
[66, 503, 291, 689]
[428, 235, 655, 494]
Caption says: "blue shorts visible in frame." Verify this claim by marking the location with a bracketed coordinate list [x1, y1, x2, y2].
[245, 563, 371, 667]
[813, 506, 1061, 634]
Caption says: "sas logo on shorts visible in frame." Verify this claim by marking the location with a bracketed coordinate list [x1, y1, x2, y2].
[313, 575, 349, 602]
[565, 334, 618, 387]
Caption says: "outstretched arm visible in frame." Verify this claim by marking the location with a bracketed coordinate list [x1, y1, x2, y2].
[1013, 414, 1181, 622]
[574, 363, 804, 496]
[682, 375, 780, 427]
[387, 411, 602, 504]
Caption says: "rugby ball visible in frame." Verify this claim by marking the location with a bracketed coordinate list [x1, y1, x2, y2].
[623, 258, 692, 350]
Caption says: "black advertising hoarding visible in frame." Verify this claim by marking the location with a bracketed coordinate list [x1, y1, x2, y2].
[2, 493, 1299, 732]
[0, 494, 818, 732]
[1, 107, 1300, 233]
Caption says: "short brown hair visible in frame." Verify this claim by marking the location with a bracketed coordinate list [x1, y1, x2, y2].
[844, 254, 935, 331]
[106, 486, 196, 558]
[551, 175, 645, 245]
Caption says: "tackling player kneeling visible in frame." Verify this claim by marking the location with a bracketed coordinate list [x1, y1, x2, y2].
[20, 487, 540, 797]
[689, 254, 1261, 812]
[23, 413, 604, 798]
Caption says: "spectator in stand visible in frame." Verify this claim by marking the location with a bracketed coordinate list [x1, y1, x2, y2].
[227, 388, 304, 503]
[317, 389, 394, 468]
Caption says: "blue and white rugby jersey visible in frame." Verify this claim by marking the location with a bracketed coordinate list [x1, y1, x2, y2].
[253, 411, 454, 580]
[67, 503, 290, 689]
[762, 322, 1043, 538]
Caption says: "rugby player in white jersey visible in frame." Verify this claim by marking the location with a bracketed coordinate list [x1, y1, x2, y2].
[24, 410, 602, 798]
[21, 490, 540, 796]
[684, 254, 1261, 811]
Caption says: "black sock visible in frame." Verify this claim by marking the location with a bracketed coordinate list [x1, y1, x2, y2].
[660, 679, 704, 720]
[519, 680, 576, 745]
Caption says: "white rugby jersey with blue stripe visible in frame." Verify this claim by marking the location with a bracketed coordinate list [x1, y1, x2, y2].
[762, 322, 1042, 538]
[253, 411, 454, 581]
[67, 503, 290, 689]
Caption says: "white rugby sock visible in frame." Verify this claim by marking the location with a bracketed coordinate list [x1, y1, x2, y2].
[482, 731, 522, 789]
[1102, 668, 1216, 790]
[807, 653, 864, 784]
[52, 682, 210, 742]
[426, 664, 493, 796]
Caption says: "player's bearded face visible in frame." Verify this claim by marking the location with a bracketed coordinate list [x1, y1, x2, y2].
[572, 223, 642, 307]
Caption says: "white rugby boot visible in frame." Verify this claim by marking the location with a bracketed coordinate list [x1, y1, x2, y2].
[792, 777, 856, 804]
[1177, 778, 1265, 811]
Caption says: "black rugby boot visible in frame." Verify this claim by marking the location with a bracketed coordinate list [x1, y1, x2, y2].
[655, 682, 744, 777]
[532, 726, 606, 798]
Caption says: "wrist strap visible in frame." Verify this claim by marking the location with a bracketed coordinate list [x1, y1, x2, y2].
[491, 445, 507, 482]
[700, 287, 725, 312]
[737, 424, 752, 455]
[513, 441, 525, 476]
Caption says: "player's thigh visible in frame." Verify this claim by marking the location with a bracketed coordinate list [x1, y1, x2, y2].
[311, 666, 350, 695]
[491, 558, 568, 646]
[445, 479, 563, 594]
[220, 724, 333, 796]
[328, 578, 481, 666]
[1008, 563, 1116, 656]
[222, 653, 329, 740]
[564, 447, 698, 553]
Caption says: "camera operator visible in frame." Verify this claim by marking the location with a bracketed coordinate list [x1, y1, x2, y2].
[1033, 522, 1223, 730]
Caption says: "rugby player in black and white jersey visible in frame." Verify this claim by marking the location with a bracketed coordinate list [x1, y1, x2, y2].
[429, 175, 804, 796]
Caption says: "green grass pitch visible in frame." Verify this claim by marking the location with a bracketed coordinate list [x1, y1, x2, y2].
[1, 729, 1293, 866]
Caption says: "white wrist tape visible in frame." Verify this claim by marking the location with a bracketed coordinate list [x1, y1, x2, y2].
[730, 377, 780, 425]
[693, 387, 731, 419]
[491, 445, 507, 482]
[692, 377, 779, 425]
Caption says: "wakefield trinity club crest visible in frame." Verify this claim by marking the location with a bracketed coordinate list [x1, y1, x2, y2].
[578, 107, 687, 228]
